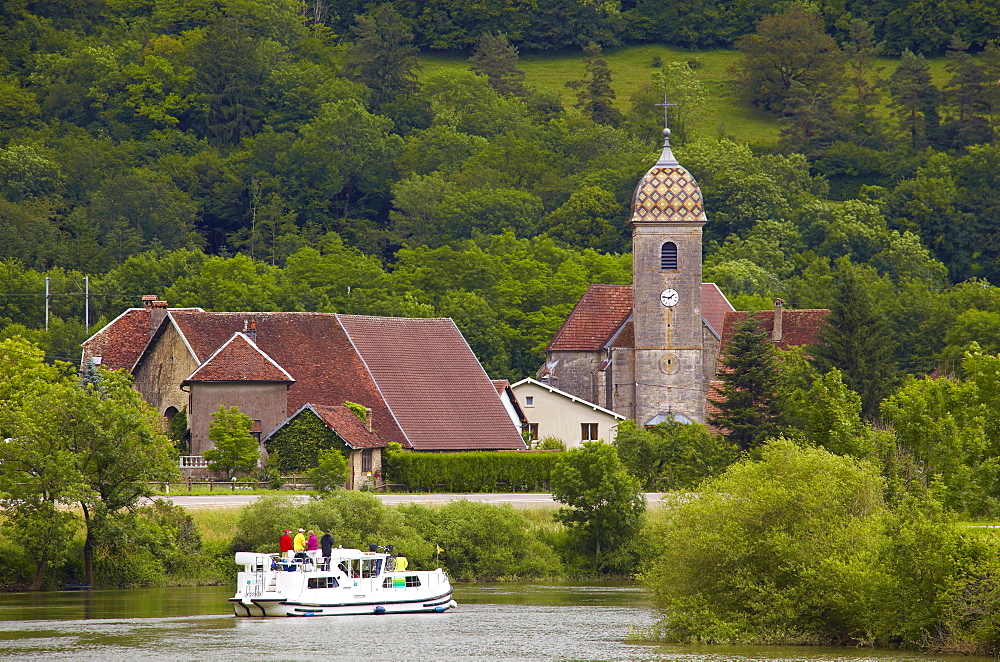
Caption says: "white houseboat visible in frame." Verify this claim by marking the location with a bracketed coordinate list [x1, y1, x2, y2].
[230, 546, 456, 617]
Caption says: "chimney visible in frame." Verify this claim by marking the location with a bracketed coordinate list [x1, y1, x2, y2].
[364, 407, 373, 432]
[247, 319, 257, 343]
[772, 298, 783, 343]
[142, 294, 157, 310]
[150, 299, 168, 336]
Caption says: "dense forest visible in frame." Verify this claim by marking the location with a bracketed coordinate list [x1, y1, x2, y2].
[1, 0, 1000, 383]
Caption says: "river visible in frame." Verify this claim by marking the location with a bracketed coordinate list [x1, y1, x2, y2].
[0, 582, 988, 661]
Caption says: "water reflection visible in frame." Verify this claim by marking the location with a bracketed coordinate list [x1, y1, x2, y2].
[0, 584, 990, 661]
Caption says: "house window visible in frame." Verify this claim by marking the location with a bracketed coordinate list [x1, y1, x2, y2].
[661, 242, 678, 270]
[582, 423, 599, 441]
[524, 395, 534, 407]
[361, 448, 373, 472]
[527, 423, 539, 440]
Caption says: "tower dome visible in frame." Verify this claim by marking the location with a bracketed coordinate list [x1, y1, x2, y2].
[630, 129, 707, 225]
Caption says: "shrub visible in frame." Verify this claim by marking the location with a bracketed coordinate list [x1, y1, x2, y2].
[384, 449, 559, 492]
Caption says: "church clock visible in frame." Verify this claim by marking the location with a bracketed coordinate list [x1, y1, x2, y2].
[660, 289, 679, 307]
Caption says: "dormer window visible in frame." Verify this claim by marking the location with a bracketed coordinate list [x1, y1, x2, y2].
[661, 242, 678, 270]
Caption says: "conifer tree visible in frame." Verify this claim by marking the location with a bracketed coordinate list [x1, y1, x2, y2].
[468, 32, 526, 98]
[709, 316, 781, 451]
[842, 20, 886, 148]
[887, 49, 941, 149]
[566, 42, 622, 126]
[345, 4, 420, 111]
[812, 263, 898, 421]
[942, 37, 993, 147]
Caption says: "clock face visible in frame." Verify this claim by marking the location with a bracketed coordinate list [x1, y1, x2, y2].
[660, 288, 679, 307]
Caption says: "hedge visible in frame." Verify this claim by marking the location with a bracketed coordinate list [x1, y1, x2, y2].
[383, 449, 562, 492]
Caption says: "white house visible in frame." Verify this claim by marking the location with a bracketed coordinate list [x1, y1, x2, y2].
[511, 377, 626, 449]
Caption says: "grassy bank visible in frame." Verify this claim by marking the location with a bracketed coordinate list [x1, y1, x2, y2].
[418, 44, 957, 148]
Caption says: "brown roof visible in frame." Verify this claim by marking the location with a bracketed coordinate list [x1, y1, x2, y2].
[81, 307, 203, 371]
[547, 283, 735, 352]
[161, 311, 410, 448]
[306, 404, 387, 449]
[339, 315, 525, 451]
[184, 333, 294, 384]
[546, 285, 633, 352]
[701, 283, 734, 337]
[717, 308, 829, 373]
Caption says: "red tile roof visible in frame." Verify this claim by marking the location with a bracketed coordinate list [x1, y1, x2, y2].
[716, 308, 829, 374]
[547, 283, 735, 351]
[702, 283, 734, 337]
[338, 315, 525, 451]
[307, 404, 387, 449]
[184, 333, 294, 383]
[546, 285, 633, 352]
[81, 307, 202, 371]
[165, 311, 410, 448]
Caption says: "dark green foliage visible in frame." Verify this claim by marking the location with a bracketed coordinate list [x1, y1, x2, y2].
[812, 263, 898, 420]
[566, 42, 622, 126]
[613, 420, 739, 490]
[344, 4, 419, 111]
[468, 32, 526, 98]
[167, 406, 189, 454]
[265, 409, 349, 473]
[709, 316, 781, 451]
[887, 50, 941, 150]
[730, 6, 844, 117]
[383, 448, 561, 492]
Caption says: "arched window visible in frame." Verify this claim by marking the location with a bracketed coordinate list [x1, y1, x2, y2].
[660, 242, 678, 270]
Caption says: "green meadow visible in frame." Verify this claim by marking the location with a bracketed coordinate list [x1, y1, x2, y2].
[419, 44, 957, 148]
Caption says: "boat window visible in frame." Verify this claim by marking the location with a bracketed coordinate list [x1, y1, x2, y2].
[308, 577, 338, 589]
[361, 559, 382, 578]
[383, 575, 422, 588]
[338, 559, 361, 577]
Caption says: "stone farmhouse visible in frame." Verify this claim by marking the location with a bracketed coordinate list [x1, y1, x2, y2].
[81, 303, 525, 484]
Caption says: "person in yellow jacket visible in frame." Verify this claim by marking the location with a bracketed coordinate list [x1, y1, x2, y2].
[293, 528, 307, 561]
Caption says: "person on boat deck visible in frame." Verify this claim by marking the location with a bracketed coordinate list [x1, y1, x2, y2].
[293, 528, 307, 561]
[320, 529, 334, 569]
[279, 529, 293, 560]
[306, 530, 319, 563]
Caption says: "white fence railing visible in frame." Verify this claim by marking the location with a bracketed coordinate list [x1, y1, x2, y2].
[179, 455, 208, 469]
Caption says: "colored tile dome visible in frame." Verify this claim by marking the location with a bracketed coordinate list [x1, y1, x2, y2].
[630, 129, 707, 224]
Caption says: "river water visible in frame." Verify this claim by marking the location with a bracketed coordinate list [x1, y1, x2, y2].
[0, 582, 988, 661]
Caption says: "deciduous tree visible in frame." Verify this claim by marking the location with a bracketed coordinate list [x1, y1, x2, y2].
[551, 441, 645, 564]
[203, 405, 259, 479]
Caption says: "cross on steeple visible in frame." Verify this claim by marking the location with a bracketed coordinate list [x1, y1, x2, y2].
[654, 94, 678, 131]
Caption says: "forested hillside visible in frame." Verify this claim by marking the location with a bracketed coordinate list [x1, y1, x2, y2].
[1, 0, 1000, 381]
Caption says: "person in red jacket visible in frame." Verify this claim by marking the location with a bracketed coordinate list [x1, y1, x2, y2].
[279, 529, 293, 560]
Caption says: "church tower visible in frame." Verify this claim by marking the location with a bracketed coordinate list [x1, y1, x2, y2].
[630, 128, 707, 425]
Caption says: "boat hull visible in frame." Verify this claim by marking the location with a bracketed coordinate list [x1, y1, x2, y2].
[229, 590, 456, 617]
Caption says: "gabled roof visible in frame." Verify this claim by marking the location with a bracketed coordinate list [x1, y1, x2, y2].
[511, 378, 626, 420]
[718, 308, 829, 355]
[701, 283, 734, 339]
[546, 283, 735, 352]
[338, 315, 525, 451]
[546, 285, 633, 352]
[183, 332, 295, 384]
[269, 403, 387, 449]
[88, 307, 526, 452]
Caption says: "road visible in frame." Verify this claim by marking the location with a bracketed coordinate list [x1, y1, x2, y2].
[153, 492, 673, 509]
